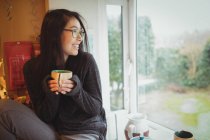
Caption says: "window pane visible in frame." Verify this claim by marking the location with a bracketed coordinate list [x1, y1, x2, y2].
[137, 0, 210, 139]
[107, 5, 124, 110]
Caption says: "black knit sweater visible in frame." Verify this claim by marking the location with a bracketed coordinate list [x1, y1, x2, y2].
[23, 52, 107, 139]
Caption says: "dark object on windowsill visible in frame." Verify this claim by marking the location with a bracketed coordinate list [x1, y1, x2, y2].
[174, 130, 194, 140]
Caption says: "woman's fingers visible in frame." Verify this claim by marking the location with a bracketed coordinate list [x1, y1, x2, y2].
[60, 87, 71, 92]
[60, 83, 74, 89]
[48, 79, 58, 84]
[48, 80, 59, 92]
[60, 80, 75, 88]
[48, 79, 75, 94]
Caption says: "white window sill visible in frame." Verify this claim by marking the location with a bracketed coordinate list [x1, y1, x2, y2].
[106, 111, 175, 140]
[146, 120, 175, 140]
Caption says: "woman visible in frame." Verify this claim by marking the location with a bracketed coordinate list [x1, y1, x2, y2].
[0, 9, 107, 140]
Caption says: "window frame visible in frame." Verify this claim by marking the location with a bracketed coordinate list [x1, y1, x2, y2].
[105, 0, 132, 112]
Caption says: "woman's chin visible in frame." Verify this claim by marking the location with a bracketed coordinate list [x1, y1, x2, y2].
[71, 51, 79, 56]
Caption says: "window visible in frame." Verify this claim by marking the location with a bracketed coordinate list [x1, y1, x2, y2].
[136, 0, 210, 139]
[106, 5, 124, 110]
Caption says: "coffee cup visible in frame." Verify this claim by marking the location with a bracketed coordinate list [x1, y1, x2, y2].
[174, 130, 194, 140]
[51, 70, 72, 86]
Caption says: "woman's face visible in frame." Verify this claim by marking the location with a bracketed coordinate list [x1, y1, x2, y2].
[61, 17, 83, 61]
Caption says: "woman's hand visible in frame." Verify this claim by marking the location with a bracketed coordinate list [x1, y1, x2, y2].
[48, 79, 75, 95]
[59, 80, 75, 94]
[48, 79, 59, 94]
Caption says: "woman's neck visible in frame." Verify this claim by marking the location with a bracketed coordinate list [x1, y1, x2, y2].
[64, 54, 68, 63]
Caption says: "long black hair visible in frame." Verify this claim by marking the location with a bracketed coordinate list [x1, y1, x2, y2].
[37, 9, 88, 80]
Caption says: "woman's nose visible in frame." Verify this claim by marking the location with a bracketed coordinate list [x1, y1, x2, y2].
[76, 34, 83, 41]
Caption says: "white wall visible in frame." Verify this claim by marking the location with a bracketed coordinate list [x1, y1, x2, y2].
[48, 0, 111, 111]
[49, 0, 98, 29]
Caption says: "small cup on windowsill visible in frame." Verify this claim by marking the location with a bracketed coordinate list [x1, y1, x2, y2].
[174, 130, 194, 140]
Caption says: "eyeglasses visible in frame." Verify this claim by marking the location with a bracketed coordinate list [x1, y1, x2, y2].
[63, 28, 85, 38]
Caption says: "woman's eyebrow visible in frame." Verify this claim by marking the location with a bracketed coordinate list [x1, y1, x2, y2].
[68, 26, 79, 29]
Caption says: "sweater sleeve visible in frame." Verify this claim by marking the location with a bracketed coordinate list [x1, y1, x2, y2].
[65, 55, 103, 116]
[23, 60, 60, 123]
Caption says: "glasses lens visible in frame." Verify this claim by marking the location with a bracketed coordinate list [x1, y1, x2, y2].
[72, 30, 78, 38]
[70, 29, 85, 38]
[80, 31, 85, 38]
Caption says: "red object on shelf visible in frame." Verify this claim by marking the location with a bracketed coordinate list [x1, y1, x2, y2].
[3, 41, 33, 91]
[32, 42, 40, 57]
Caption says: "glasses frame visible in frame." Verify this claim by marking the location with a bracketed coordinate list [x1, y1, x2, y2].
[63, 28, 85, 38]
